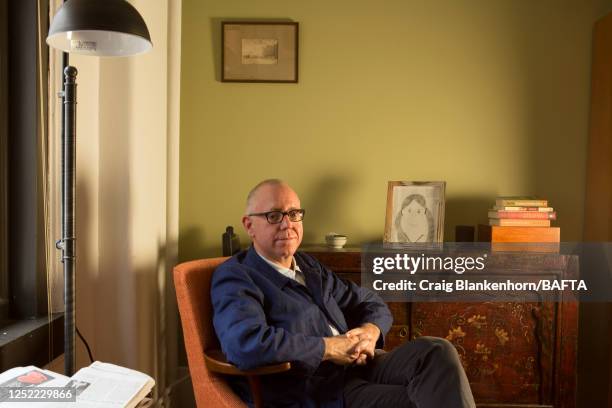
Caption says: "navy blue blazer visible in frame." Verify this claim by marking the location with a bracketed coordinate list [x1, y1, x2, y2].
[211, 246, 393, 407]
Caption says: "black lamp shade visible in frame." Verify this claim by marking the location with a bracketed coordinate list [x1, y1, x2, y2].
[47, 0, 152, 56]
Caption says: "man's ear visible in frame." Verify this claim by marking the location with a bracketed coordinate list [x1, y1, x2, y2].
[242, 215, 254, 237]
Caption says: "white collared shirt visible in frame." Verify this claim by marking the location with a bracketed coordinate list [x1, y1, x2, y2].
[258, 253, 306, 285]
[256, 251, 340, 336]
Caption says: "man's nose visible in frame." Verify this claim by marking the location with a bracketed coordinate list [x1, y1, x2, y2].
[279, 213, 292, 228]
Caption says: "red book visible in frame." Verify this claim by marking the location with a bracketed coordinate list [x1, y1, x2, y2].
[493, 206, 553, 212]
[488, 210, 557, 220]
[489, 219, 551, 227]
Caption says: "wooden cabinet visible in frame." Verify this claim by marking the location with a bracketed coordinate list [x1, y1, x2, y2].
[305, 247, 579, 408]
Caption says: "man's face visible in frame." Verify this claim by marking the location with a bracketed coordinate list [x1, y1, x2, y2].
[242, 183, 303, 263]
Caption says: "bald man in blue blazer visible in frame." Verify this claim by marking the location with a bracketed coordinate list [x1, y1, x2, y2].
[211, 179, 475, 408]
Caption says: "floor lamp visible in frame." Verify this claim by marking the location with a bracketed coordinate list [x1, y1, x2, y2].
[46, 0, 152, 376]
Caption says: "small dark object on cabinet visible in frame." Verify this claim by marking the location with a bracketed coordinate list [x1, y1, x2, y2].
[456, 225, 475, 242]
[222, 226, 241, 256]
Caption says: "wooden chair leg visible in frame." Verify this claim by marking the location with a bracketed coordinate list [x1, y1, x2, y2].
[247, 375, 263, 408]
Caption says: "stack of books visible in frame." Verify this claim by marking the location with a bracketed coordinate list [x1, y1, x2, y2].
[479, 197, 560, 243]
[489, 197, 555, 227]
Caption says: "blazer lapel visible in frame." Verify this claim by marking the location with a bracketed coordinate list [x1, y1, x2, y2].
[301, 265, 324, 307]
[299, 261, 346, 333]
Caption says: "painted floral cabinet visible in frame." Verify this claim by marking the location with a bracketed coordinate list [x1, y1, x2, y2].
[305, 247, 578, 408]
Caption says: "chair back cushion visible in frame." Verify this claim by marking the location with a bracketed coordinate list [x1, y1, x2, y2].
[174, 257, 245, 408]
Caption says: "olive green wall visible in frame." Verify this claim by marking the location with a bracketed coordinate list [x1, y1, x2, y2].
[179, 0, 611, 260]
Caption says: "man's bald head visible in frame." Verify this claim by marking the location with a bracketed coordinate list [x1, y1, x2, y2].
[246, 179, 289, 214]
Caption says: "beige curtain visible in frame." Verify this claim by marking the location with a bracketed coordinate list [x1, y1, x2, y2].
[45, 0, 65, 314]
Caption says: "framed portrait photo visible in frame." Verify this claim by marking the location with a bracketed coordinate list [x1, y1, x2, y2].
[383, 181, 446, 244]
[222, 22, 299, 83]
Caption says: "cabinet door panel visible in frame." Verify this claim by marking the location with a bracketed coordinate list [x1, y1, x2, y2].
[385, 324, 410, 351]
[411, 302, 555, 405]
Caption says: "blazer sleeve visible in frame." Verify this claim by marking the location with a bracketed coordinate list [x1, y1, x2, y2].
[211, 263, 325, 373]
[323, 263, 393, 348]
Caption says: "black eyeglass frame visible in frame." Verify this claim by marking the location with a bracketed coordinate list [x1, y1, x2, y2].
[247, 209, 306, 224]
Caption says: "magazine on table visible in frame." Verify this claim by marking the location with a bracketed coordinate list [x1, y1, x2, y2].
[0, 361, 154, 407]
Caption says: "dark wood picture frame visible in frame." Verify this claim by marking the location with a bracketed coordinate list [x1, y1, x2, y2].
[222, 22, 299, 83]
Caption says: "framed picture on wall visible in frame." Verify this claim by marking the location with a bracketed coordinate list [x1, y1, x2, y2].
[383, 181, 446, 243]
[222, 22, 299, 83]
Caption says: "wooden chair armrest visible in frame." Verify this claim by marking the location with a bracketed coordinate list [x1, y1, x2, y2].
[204, 349, 291, 376]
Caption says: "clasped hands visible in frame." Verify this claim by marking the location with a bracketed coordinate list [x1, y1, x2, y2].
[323, 323, 380, 366]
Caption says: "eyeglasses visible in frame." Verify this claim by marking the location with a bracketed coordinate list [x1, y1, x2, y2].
[247, 209, 305, 224]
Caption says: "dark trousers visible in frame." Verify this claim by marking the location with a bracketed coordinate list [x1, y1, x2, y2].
[343, 336, 476, 408]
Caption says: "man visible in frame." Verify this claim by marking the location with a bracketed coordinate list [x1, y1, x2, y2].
[211, 179, 476, 407]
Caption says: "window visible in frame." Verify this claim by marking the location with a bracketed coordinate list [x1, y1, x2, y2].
[3, 0, 50, 322]
[0, 0, 63, 372]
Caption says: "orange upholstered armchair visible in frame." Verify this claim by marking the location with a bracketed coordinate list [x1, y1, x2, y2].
[173, 258, 291, 408]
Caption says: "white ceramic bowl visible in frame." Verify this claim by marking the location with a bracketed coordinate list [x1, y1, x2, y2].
[325, 235, 347, 249]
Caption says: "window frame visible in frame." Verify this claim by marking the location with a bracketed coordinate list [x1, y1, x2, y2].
[6, 0, 50, 321]
[0, 0, 10, 326]
[0, 0, 62, 372]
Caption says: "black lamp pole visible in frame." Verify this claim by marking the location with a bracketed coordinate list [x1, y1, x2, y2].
[56, 64, 77, 376]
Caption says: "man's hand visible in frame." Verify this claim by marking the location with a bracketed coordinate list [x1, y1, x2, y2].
[345, 323, 381, 365]
[322, 335, 369, 366]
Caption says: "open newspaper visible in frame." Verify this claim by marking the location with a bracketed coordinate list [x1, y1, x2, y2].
[0, 361, 154, 407]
